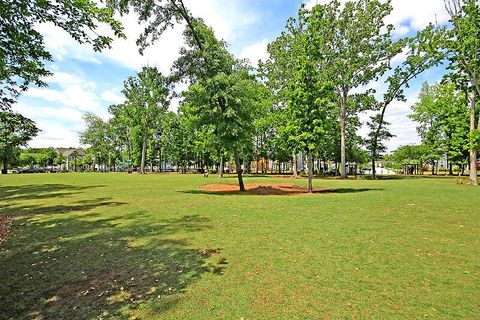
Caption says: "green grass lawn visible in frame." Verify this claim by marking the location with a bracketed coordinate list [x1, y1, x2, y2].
[1, 173, 479, 319]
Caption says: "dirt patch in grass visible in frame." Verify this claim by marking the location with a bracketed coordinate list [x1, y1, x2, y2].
[201, 183, 330, 195]
[0, 216, 12, 245]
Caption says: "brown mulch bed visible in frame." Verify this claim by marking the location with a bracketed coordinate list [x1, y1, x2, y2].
[200, 183, 330, 195]
[0, 216, 12, 245]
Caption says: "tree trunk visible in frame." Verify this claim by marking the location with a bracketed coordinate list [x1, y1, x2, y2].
[292, 153, 298, 177]
[234, 149, 245, 192]
[307, 151, 313, 193]
[431, 161, 435, 175]
[219, 154, 224, 178]
[2, 157, 7, 174]
[371, 158, 376, 180]
[140, 127, 148, 174]
[340, 94, 347, 179]
[158, 149, 162, 172]
[469, 90, 478, 185]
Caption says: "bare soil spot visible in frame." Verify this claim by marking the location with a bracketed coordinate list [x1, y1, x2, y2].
[0, 216, 12, 245]
[201, 183, 330, 195]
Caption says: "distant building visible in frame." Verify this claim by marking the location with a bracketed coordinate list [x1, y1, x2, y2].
[55, 148, 86, 171]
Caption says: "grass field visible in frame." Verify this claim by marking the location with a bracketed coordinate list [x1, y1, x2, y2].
[1, 173, 479, 319]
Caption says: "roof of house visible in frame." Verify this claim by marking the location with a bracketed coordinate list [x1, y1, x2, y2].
[55, 148, 86, 157]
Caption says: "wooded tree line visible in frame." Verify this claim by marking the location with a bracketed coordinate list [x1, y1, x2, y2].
[1, 0, 479, 189]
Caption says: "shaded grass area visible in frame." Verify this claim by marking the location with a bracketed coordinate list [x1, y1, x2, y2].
[0, 173, 479, 319]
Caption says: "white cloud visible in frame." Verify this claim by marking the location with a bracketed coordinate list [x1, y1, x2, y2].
[13, 103, 84, 148]
[15, 102, 84, 123]
[30, 121, 82, 148]
[393, 25, 410, 37]
[101, 90, 124, 104]
[387, 0, 450, 30]
[305, 0, 449, 32]
[239, 39, 269, 67]
[186, 0, 259, 42]
[36, 23, 102, 65]
[24, 70, 103, 113]
[36, 0, 260, 73]
[25, 85, 101, 112]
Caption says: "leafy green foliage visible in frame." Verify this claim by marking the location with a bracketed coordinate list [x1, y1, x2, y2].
[365, 114, 394, 161]
[80, 113, 111, 170]
[0, 0, 124, 109]
[444, 0, 480, 97]
[15, 147, 57, 168]
[107, 0, 194, 54]
[112, 67, 170, 173]
[0, 110, 39, 172]
[410, 81, 470, 165]
[387, 144, 430, 164]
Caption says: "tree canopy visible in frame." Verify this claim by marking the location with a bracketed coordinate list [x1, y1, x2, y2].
[0, 0, 124, 110]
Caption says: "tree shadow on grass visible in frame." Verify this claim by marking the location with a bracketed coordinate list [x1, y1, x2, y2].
[1, 198, 127, 218]
[0, 184, 106, 201]
[331, 188, 384, 194]
[180, 187, 383, 196]
[0, 185, 225, 319]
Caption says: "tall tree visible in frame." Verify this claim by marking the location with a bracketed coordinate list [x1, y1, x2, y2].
[308, 0, 397, 179]
[1, 0, 124, 110]
[364, 114, 394, 177]
[265, 8, 337, 192]
[410, 81, 470, 174]
[368, 25, 446, 179]
[109, 103, 135, 167]
[444, 0, 480, 184]
[182, 66, 261, 191]
[162, 112, 195, 173]
[122, 67, 170, 174]
[0, 111, 39, 174]
[173, 18, 258, 191]
[80, 113, 110, 171]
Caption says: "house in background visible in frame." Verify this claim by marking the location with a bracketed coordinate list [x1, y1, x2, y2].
[55, 148, 86, 171]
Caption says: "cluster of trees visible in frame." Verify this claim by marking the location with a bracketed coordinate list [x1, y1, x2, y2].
[81, 0, 451, 192]
[0, 111, 40, 174]
[1, 0, 125, 173]
[1, 0, 479, 189]
[15, 148, 58, 169]
[409, 81, 470, 174]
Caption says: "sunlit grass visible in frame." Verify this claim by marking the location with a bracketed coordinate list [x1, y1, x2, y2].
[1, 173, 479, 319]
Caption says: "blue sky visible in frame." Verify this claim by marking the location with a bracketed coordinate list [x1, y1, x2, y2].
[15, 0, 451, 150]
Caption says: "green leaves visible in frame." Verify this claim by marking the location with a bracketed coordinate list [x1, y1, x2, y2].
[444, 0, 480, 96]
[0, 111, 39, 170]
[410, 81, 470, 164]
[0, 0, 125, 110]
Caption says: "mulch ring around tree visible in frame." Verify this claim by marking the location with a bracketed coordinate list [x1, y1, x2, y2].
[0, 216, 12, 245]
[200, 183, 331, 195]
